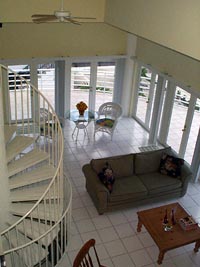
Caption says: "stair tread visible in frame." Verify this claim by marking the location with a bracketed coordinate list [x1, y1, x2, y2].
[4, 125, 17, 145]
[5, 230, 48, 266]
[6, 136, 35, 163]
[9, 164, 55, 189]
[8, 148, 49, 177]
[10, 203, 63, 221]
[7, 216, 59, 247]
[10, 182, 59, 202]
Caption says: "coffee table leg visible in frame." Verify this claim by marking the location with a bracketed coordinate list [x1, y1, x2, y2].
[157, 251, 165, 265]
[137, 217, 142, 232]
[194, 240, 200, 252]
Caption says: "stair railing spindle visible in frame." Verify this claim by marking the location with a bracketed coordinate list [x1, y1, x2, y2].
[14, 75, 17, 123]
[26, 84, 30, 135]
[1, 65, 72, 267]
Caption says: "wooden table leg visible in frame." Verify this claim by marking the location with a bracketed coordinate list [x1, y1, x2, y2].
[137, 217, 142, 232]
[157, 251, 165, 265]
[194, 240, 200, 252]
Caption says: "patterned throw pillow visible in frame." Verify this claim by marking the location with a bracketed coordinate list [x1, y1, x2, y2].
[159, 153, 184, 178]
[98, 162, 115, 193]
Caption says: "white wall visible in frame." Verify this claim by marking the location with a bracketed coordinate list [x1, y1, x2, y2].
[136, 37, 200, 92]
[105, 0, 200, 61]
[0, 23, 126, 59]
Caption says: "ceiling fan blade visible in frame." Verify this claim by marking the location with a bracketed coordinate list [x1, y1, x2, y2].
[32, 14, 56, 18]
[64, 18, 81, 25]
[32, 16, 57, 23]
[72, 16, 96, 20]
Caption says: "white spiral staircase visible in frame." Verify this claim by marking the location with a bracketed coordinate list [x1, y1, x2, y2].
[0, 65, 72, 267]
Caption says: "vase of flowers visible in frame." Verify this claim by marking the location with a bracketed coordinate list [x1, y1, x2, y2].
[76, 101, 88, 116]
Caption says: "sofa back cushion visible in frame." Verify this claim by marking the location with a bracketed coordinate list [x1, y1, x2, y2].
[135, 147, 171, 175]
[91, 154, 134, 178]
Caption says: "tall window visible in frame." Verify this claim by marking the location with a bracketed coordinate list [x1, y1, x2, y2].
[135, 66, 156, 129]
[134, 63, 200, 168]
[95, 62, 115, 111]
[8, 65, 31, 120]
[37, 63, 55, 108]
[70, 63, 91, 110]
[185, 98, 200, 164]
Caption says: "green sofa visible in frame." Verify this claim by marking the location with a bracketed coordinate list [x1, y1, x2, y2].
[82, 147, 192, 214]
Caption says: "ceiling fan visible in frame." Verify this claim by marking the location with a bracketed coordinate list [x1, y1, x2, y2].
[32, 0, 96, 25]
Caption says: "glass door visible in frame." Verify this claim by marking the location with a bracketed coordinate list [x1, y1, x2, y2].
[70, 62, 91, 110]
[37, 63, 55, 108]
[95, 62, 115, 111]
[166, 86, 191, 154]
[184, 98, 200, 164]
[8, 64, 31, 121]
[135, 66, 156, 129]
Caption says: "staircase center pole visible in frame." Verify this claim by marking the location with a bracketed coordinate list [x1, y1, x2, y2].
[0, 66, 11, 231]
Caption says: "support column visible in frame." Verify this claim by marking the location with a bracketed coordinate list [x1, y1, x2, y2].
[0, 66, 11, 230]
[121, 34, 137, 116]
[149, 75, 165, 144]
[55, 60, 65, 125]
[89, 61, 97, 112]
[113, 58, 125, 105]
[158, 80, 176, 144]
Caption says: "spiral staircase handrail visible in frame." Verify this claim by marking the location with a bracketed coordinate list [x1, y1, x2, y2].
[0, 65, 71, 266]
[3, 178, 72, 255]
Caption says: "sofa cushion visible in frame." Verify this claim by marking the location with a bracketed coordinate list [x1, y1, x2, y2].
[135, 147, 171, 175]
[91, 154, 134, 179]
[109, 175, 148, 202]
[139, 172, 182, 194]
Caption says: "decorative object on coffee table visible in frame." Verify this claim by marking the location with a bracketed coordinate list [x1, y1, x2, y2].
[163, 208, 168, 225]
[179, 216, 198, 231]
[171, 208, 176, 225]
[76, 101, 88, 116]
[162, 208, 173, 231]
[137, 202, 200, 265]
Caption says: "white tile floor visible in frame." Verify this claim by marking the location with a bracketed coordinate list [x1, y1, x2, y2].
[58, 117, 200, 267]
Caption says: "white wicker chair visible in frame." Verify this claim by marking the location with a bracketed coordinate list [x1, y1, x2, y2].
[94, 102, 122, 140]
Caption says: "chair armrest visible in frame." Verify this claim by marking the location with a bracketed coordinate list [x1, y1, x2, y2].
[82, 164, 109, 193]
[82, 164, 109, 214]
[180, 162, 193, 196]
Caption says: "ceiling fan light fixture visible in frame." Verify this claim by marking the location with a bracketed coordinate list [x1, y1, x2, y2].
[54, 10, 70, 19]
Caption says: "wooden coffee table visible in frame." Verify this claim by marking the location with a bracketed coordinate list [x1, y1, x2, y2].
[137, 202, 200, 264]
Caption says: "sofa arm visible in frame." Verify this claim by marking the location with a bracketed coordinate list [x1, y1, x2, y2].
[82, 164, 109, 214]
[180, 163, 193, 196]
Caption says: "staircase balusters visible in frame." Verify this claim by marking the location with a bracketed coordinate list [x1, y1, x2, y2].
[0, 65, 72, 267]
